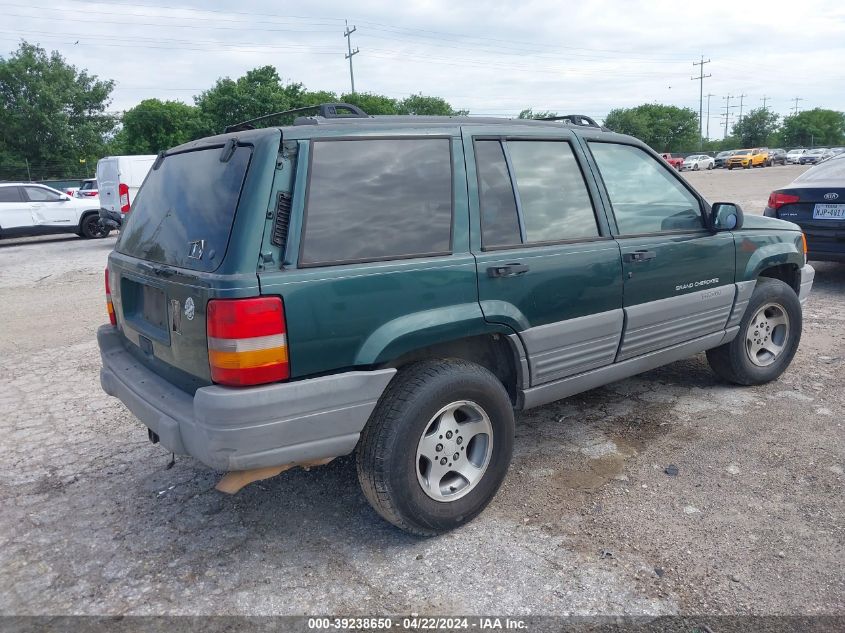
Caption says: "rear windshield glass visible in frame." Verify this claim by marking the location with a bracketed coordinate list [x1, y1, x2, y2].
[117, 146, 251, 272]
[795, 156, 845, 181]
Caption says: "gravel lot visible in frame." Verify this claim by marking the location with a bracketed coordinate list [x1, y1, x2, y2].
[1, 165, 842, 616]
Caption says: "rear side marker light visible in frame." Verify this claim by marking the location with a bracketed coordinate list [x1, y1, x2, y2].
[207, 297, 289, 386]
[105, 267, 116, 326]
[802, 233, 808, 265]
[767, 192, 800, 210]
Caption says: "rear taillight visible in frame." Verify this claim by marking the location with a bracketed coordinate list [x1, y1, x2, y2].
[105, 267, 116, 326]
[207, 297, 289, 387]
[119, 183, 130, 213]
[767, 192, 800, 210]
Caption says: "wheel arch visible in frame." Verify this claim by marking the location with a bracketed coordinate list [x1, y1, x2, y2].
[378, 332, 525, 405]
[77, 209, 100, 230]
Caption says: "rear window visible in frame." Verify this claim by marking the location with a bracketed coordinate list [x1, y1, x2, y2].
[117, 146, 252, 272]
[300, 138, 452, 266]
[795, 155, 845, 181]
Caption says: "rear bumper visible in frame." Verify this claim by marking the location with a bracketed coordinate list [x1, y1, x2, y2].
[97, 325, 396, 471]
[799, 264, 815, 306]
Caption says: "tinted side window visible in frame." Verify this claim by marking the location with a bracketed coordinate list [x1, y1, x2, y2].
[301, 139, 452, 266]
[508, 141, 598, 242]
[475, 140, 520, 247]
[0, 187, 22, 202]
[24, 186, 62, 202]
[589, 143, 703, 234]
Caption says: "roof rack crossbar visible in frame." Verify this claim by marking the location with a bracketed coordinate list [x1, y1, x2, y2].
[224, 103, 369, 133]
[538, 114, 601, 128]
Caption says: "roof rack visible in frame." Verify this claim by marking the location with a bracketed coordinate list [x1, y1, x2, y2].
[224, 103, 369, 133]
[538, 114, 603, 129]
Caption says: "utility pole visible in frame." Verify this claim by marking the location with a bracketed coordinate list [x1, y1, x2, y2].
[722, 94, 738, 139]
[791, 96, 804, 116]
[25, 158, 31, 182]
[691, 55, 711, 149]
[737, 93, 748, 125]
[760, 95, 770, 110]
[343, 20, 359, 94]
[705, 93, 715, 141]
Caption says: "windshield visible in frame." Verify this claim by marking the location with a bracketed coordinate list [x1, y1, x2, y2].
[735, 150, 751, 156]
[808, 149, 825, 155]
[117, 145, 252, 272]
[717, 151, 730, 157]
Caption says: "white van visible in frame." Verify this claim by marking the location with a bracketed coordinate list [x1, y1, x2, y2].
[96, 155, 156, 229]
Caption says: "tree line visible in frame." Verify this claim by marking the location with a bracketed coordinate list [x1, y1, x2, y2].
[2, 41, 844, 180]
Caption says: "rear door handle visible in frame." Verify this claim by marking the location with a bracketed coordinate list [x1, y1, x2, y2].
[623, 250, 657, 263]
[487, 263, 530, 278]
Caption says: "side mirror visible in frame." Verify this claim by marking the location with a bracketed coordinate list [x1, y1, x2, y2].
[711, 202, 744, 231]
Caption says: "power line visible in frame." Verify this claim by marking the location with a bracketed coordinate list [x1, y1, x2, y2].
[737, 93, 748, 125]
[722, 95, 738, 139]
[691, 55, 711, 149]
[343, 20, 359, 94]
[705, 93, 715, 140]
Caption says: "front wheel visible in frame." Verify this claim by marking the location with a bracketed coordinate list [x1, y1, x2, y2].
[80, 213, 110, 239]
[357, 359, 515, 535]
[693, 163, 700, 171]
[706, 278, 802, 385]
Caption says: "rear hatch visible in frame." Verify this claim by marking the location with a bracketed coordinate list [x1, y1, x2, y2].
[774, 186, 845, 253]
[106, 130, 280, 392]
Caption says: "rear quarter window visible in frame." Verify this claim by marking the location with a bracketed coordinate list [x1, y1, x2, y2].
[299, 138, 453, 266]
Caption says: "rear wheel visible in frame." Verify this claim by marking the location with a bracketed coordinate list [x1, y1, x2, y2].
[357, 359, 514, 535]
[706, 278, 802, 385]
[80, 213, 109, 239]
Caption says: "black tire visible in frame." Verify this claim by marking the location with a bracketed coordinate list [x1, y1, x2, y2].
[693, 163, 700, 171]
[744, 161, 751, 169]
[706, 278, 802, 385]
[357, 359, 515, 535]
[728, 166, 733, 170]
[80, 212, 109, 239]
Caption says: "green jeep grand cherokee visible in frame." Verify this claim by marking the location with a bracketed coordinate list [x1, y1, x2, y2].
[98, 104, 814, 535]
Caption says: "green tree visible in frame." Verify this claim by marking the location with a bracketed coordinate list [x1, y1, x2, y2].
[0, 41, 116, 179]
[517, 108, 559, 119]
[339, 92, 399, 114]
[398, 93, 466, 116]
[604, 104, 699, 152]
[194, 66, 308, 135]
[731, 108, 780, 147]
[780, 108, 845, 147]
[113, 98, 204, 154]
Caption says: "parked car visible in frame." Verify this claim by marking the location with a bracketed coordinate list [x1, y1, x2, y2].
[714, 150, 736, 168]
[681, 154, 714, 171]
[97, 104, 814, 535]
[786, 149, 807, 164]
[764, 153, 845, 262]
[75, 178, 99, 198]
[96, 155, 156, 231]
[660, 152, 684, 170]
[0, 182, 109, 239]
[768, 149, 787, 166]
[799, 149, 828, 165]
[727, 148, 769, 169]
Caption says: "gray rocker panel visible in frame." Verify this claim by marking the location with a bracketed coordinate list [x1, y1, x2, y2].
[617, 285, 735, 361]
[519, 309, 624, 385]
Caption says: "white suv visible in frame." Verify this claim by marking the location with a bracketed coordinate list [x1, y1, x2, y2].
[0, 183, 109, 240]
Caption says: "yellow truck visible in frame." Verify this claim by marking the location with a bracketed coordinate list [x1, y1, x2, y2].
[726, 147, 769, 169]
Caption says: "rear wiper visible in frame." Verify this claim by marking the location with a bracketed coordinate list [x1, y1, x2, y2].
[139, 262, 176, 278]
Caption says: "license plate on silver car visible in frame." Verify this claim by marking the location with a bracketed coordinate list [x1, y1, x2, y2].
[813, 204, 845, 219]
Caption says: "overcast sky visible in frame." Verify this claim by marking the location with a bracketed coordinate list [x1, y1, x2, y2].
[5, 0, 845, 138]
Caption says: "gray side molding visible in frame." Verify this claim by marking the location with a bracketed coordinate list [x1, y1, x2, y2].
[519, 309, 623, 385]
[520, 329, 729, 410]
[798, 264, 815, 306]
[727, 280, 756, 328]
[617, 285, 734, 361]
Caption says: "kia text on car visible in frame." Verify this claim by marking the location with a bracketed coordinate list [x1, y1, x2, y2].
[98, 105, 814, 535]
